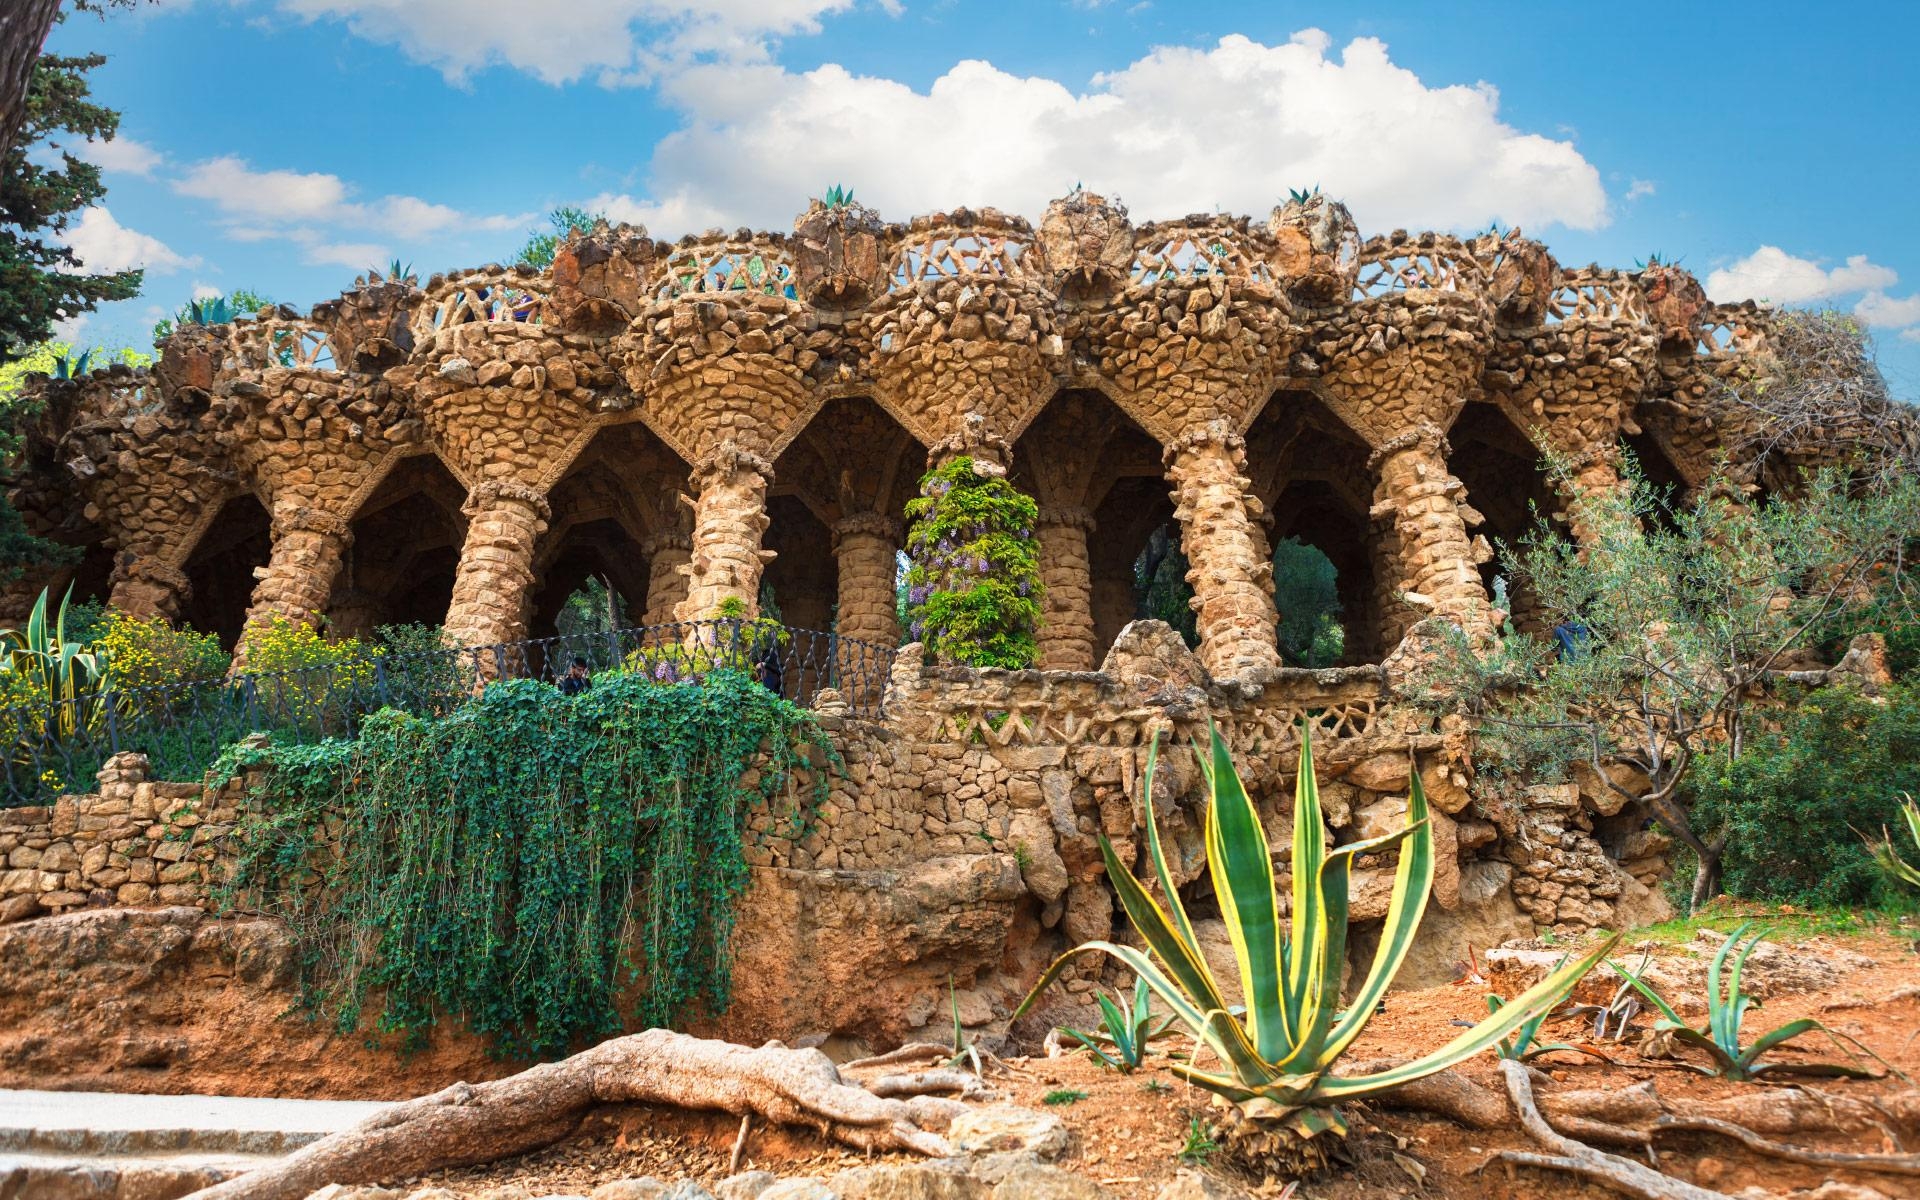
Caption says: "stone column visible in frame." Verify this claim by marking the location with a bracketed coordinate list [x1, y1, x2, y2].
[1035, 505, 1097, 671]
[238, 501, 352, 649]
[1090, 574, 1136, 660]
[1163, 422, 1281, 678]
[1368, 425, 1495, 637]
[1556, 446, 1631, 552]
[832, 513, 901, 648]
[640, 532, 692, 629]
[676, 442, 773, 624]
[107, 554, 192, 623]
[444, 481, 551, 655]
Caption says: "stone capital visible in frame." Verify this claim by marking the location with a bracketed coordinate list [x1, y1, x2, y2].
[1365, 422, 1450, 470]
[463, 479, 553, 521]
[831, 511, 904, 547]
[269, 500, 353, 541]
[1035, 505, 1096, 533]
[928, 412, 1012, 472]
[640, 531, 692, 558]
[692, 440, 774, 487]
[1161, 419, 1246, 468]
[110, 553, 191, 596]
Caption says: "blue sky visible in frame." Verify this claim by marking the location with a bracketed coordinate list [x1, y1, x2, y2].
[41, 0, 1920, 395]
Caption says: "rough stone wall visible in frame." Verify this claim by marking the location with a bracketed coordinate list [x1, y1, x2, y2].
[1, 622, 1667, 1055]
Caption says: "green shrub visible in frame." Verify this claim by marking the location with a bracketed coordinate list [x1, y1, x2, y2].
[902, 456, 1042, 669]
[219, 669, 834, 1059]
[1688, 682, 1920, 909]
[92, 611, 228, 691]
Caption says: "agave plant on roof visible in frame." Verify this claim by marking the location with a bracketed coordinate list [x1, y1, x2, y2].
[1015, 723, 1615, 1168]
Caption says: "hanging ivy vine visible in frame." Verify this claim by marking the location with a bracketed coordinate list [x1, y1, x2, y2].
[216, 669, 834, 1060]
[902, 456, 1043, 669]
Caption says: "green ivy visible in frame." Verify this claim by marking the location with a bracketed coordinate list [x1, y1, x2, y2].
[217, 670, 835, 1060]
[902, 457, 1042, 669]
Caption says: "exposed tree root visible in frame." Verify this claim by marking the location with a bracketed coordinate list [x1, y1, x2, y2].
[183, 1030, 972, 1200]
[1486, 1059, 1732, 1200]
[1656, 1115, 1920, 1176]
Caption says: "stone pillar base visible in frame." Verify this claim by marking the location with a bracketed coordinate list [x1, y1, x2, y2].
[1165, 423, 1281, 678]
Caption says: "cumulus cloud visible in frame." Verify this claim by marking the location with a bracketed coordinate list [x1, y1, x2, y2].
[1856, 291, 1920, 329]
[617, 32, 1609, 236]
[1705, 245, 1899, 304]
[59, 206, 199, 274]
[304, 240, 392, 269]
[1625, 178, 1655, 201]
[170, 155, 532, 244]
[78, 135, 164, 177]
[268, 0, 881, 85]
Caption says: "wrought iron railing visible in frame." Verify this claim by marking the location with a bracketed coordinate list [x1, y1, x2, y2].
[2, 620, 896, 808]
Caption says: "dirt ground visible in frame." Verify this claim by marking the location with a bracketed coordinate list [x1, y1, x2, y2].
[373, 913, 1920, 1199]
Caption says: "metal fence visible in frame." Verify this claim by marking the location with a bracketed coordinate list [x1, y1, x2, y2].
[2, 619, 896, 808]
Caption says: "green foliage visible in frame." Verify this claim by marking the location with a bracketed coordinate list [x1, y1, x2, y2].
[1688, 682, 1920, 908]
[1286, 186, 1320, 205]
[517, 206, 604, 271]
[1016, 726, 1613, 1142]
[1177, 1117, 1218, 1165]
[91, 609, 227, 691]
[0, 36, 142, 356]
[1868, 795, 1920, 892]
[0, 585, 106, 726]
[373, 259, 415, 285]
[1058, 974, 1169, 1073]
[820, 184, 855, 209]
[1417, 455, 1920, 909]
[1041, 1088, 1088, 1106]
[1272, 537, 1344, 667]
[152, 290, 275, 343]
[1487, 965, 1606, 1063]
[902, 457, 1042, 669]
[243, 617, 376, 732]
[1610, 923, 1879, 1081]
[1133, 525, 1197, 648]
[221, 669, 834, 1059]
[556, 577, 628, 641]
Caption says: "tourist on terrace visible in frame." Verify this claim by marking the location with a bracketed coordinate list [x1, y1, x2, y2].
[559, 656, 592, 696]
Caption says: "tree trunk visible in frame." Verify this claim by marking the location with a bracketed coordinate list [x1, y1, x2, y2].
[1689, 836, 1725, 914]
[184, 1029, 968, 1200]
[0, 0, 60, 159]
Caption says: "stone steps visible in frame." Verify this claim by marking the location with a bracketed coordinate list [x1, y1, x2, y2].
[0, 1088, 389, 1200]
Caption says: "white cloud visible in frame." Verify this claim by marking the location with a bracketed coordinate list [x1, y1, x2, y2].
[78, 135, 164, 177]
[59, 206, 199, 275]
[304, 240, 391, 269]
[170, 155, 531, 244]
[618, 32, 1609, 237]
[190, 281, 224, 301]
[1625, 178, 1655, 201]
[1705, 245, 1899, 305]
[1900, 327, 1920, 344]
[1856, 291, 1920, 329]
[268, 0, 872, 86]
[174, 156, 351, 223]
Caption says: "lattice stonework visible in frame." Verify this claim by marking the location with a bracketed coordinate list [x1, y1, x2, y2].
[656, 244, 798, 300]
[417, 277, 548, 338]
[887, 235, 1026, 291]
[935, 696, 1381, 750]
[1352, 252, 1465, 301]
[1543, 273, 1649, 325]
[231, 321, 339, 372]
[1128, 235, 1273, 286]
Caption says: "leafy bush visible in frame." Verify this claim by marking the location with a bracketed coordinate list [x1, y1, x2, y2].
[1688, 682, 1920, 909]
[220, 670, 834, 1059]
[92, 611, 228, 691]
[1272, 537, 1344, 667]
[902, 457, 1042, 668]
[1868, 796, 1920, 892]
[242, 617, 377, 732]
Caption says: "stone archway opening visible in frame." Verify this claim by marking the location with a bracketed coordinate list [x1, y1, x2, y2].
[533, 422, 686, 648]
[1246, 389, 1381, 662]
[334, 455, 467, 641]
[1011, 388, 1167, 670]
[1450, 402, 1560, 632]
[183, 494, 272, 648]
[1625, 429, 1692, 530]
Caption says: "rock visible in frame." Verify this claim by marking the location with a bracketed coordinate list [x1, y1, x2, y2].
[1487, 930, 1866, 1012]
[828, 1162, 989, 1199]
[402, 1191, 462, 1200]
[1098, 621, 1208, 697]
[1155, 1172, 1255, 1200]
[663, 1185, 717, 1200]
[590, 1182, 670, 1200]
[713, 1172, 778, 1199]
[304, 1188, 400, 1200]
[988, 1161, 1109, 1198]
[946, 1105, 1068, 1159]
[757, 1183, 834, 1200]
[1345, 754, 1410, 794]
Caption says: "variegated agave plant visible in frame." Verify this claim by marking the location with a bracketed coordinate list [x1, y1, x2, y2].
[1017, 723, 1615, 1146]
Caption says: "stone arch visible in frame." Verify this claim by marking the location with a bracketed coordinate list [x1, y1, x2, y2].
[331, 453, 468, 639]
[532, 421, 689, 638]
[182, 494, 273, 648]
[1450, 401, 1560, 631]
[1011, 388, 1166, 670]
[1090, 476, 1179, 659]
[1244, 389, 1383, 662]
